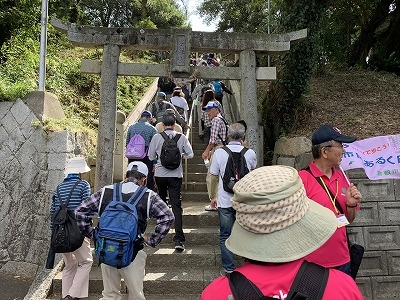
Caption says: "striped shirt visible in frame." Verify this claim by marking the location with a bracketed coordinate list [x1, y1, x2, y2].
[126, 119, 157, 148]
[50, 175, 91, 228]
[74, 178, 174, 247]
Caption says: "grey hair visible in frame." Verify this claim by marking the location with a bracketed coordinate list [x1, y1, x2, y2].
[311, 140, 333, 159]
[162, 114, 176, 126]
[227, 123, 246, 141]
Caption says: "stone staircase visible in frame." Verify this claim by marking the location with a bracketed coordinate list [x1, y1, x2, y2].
[45, 120, 231, 299]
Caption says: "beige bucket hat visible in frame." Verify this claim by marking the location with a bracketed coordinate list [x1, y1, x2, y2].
[225, 165, 337, 263]
[65, 157, 90, 175]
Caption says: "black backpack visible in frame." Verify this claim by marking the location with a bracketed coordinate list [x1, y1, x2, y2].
[227, 261, 329, 300]
[221, 146, 249, 193]
[50, 180, 85, 253]
[160, 132, 182, 170]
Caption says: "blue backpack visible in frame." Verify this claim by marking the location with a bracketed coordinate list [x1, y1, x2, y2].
[212, 81, 222, 96]
[94, 183, 147, 269]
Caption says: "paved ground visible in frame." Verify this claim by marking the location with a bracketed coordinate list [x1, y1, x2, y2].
[0, 272, 34, 300]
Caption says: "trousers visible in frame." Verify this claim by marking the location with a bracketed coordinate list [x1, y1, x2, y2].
[100, 249, 147, 300]
[61, 237, 93, 298]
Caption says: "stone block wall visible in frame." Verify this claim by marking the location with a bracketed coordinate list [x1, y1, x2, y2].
[274, 137, 400, 300]
[0, 99, 92, 279]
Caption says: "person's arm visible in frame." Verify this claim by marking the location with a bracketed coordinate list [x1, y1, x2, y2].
[345, 183, 362, 223]
[221, 82, 233, 95]
[182, 136, 194, 159]
[145, 192, 175, 247]
[75, 189, 102, 237]
[147, 135, 158, 161]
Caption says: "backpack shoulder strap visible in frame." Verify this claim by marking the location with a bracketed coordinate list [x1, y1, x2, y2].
[287, 261, 329, 300]
[160, 131, 169, 140]
[222, 146, 233, 155]
[56, 179, 82, 207]
[240, 147, 249, 155]
[128, 186, 148, 207]
[227, 271, 276, 300]
[173, 133, 182, 142]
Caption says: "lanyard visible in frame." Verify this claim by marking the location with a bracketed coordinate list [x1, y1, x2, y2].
[319, 178, 339, 214]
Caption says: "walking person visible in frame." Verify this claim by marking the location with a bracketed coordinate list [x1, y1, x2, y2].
[49, 157, 93, 300]
[150, 91, 187, 128]
[126, 110, 157, 190]
[208, 123, 257, 274]
[147, 114, 194, 251]
[75, 161, 174, 300]
[170, 88, 189, 121]
[201, 165, 363, 300]
[299, 125, 362, 276]
[211, 79, 233, 108]
[201, 101, 228, 201]
[201, 90, 223, 144]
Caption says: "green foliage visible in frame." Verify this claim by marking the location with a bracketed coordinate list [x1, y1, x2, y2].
[198, 0, 272, 33]
[0, 27, 41, 100]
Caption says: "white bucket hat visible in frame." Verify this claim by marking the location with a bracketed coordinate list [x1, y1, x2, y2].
[127, 161, 148, 177]
[225, 165, 337, 263]
[65, 157, 90, 175]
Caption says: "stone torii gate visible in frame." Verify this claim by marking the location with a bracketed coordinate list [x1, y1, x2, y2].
[51, 18, 307, 190]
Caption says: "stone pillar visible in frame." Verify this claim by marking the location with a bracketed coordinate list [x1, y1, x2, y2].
[95, 44, 120, 190]
[239, 50, 261, 164]
[114, 111, 126, 183]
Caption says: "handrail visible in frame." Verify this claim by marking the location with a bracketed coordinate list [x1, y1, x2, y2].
[183, 99, 196, 191]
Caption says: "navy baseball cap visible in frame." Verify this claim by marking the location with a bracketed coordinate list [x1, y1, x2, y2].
[141, 110, 152, 118]
[157, 92, 166, 99]
[311, 125, 356, 145]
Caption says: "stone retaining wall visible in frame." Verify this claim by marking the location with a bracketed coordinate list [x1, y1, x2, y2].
[0, 99, 92, 279]
[274, 136, 400, 300]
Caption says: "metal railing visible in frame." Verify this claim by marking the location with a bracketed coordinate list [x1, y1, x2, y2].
[183, 98, 196, 191]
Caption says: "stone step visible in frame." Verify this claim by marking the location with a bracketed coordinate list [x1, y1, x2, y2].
[183, 154, 204, 164]
[182, 163, 208, 173]
[182, 191, 210, 203]
[152, 227, 220, 246]
[184, 172, 207, 182]
[182, 181, 207, 192]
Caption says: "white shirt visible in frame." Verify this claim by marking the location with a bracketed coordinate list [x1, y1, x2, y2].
[170, 96, 189, 111]
[209, 142, 257, 208]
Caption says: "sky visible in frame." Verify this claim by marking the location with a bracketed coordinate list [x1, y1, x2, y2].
[186, 0, 217, 32]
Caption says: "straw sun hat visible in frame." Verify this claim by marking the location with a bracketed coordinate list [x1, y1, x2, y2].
[225, 165, 337, 263]
[65, 157, 90, 175]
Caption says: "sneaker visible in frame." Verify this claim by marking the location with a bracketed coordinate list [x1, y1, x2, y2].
[174, 241, 185, 251]
[61, 296, 80, 300]
[205, 204, 217, 211]
[220, 268, 234, 276]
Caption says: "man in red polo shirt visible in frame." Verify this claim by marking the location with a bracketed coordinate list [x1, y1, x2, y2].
[299, 124, 362, 276]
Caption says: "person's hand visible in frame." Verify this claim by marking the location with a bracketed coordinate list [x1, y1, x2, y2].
[210, 198, 217, 209]
[202, 150, 209, 160]
[346, 183, 362, 206]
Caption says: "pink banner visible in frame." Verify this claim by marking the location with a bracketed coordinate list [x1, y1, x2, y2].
[341, 134, 400, 180]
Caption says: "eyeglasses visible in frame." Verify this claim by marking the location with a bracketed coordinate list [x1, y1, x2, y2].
[325, 144, 344, 149]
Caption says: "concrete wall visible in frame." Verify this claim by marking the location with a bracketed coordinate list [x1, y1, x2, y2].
[0, 99, 92, 279]
[274, 136, 400, 300]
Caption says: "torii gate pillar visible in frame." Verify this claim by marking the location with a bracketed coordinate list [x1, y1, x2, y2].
[96, 44, 120, 190]
[239, 50, 258, 153]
